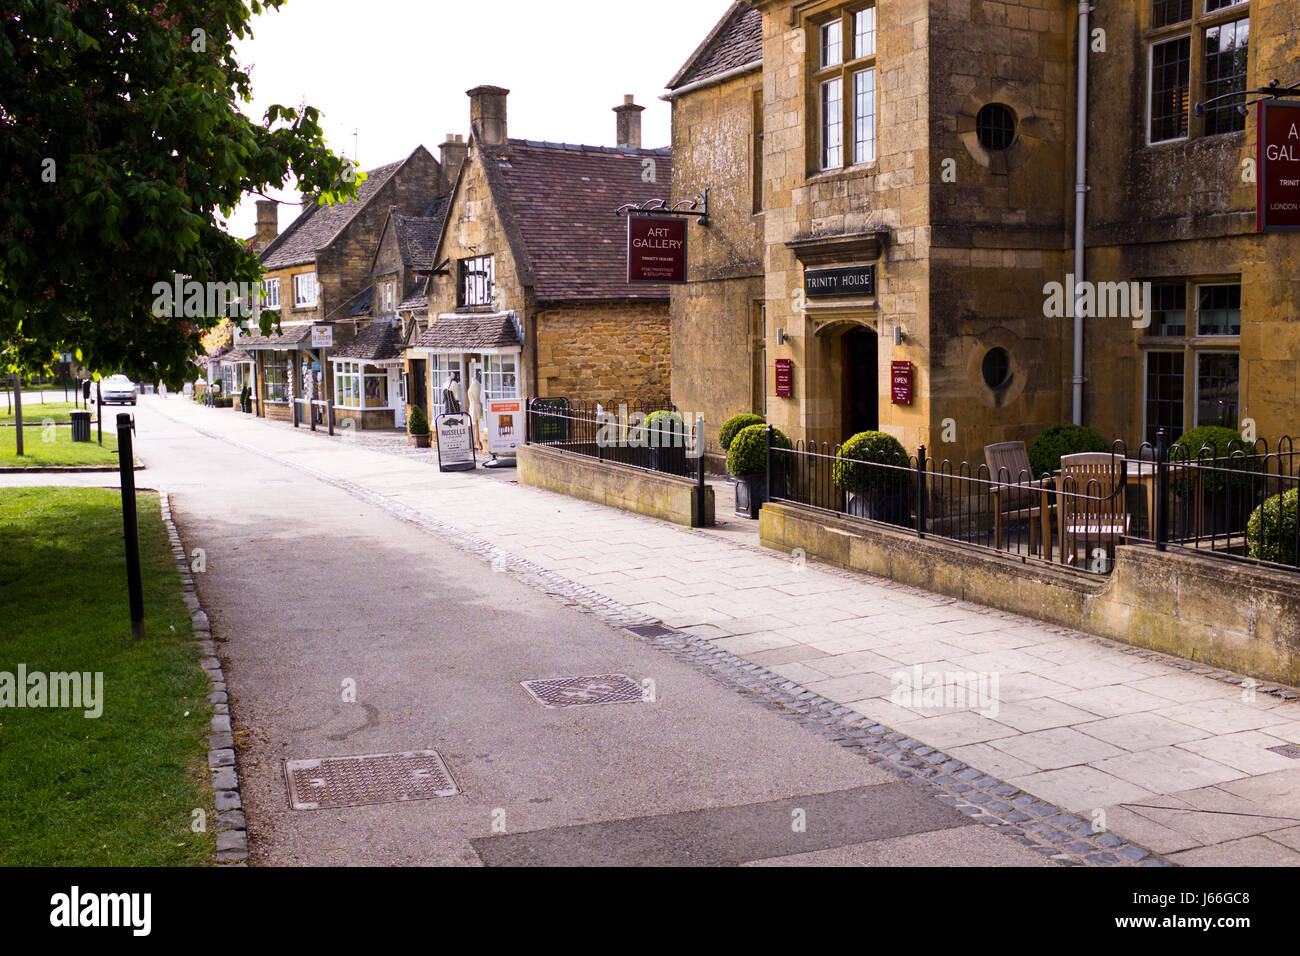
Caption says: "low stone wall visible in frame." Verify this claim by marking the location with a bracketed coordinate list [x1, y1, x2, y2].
[761, 501, 1300, 686]
[518, 444, 714, 528]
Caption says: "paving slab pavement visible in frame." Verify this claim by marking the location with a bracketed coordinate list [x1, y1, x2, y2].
[136, 397, 1300, 865]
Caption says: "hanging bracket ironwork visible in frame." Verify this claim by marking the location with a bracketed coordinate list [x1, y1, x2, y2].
[1196, 78, 1300, 118]
[616, 188, 709, 227]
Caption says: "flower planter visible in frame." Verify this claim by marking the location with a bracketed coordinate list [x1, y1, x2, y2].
[846, 487, 911, 527]
[733, 471, 786, 520]
[409, 433, 430, 449]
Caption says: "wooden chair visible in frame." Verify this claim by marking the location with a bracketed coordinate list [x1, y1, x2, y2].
[1055, 453, 1132, 566]
[984, 442, 1054, 559]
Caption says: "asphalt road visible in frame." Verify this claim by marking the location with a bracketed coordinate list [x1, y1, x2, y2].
[124, 399, 1049, 867]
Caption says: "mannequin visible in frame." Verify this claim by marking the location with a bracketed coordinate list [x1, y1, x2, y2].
[467, 362, 486, 451]
[442, 370, 463, 414]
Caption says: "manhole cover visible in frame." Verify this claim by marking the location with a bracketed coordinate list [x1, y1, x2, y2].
[1267, 744, 1300, 759]
[284, 750, 459, 810]
[626, 624, 676, 638]
[520, 674, 644, 709]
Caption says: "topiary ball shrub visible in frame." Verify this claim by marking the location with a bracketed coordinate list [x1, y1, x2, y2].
[719, 413, 765, 452]
[1028, 425, 1108, 477]
[1172, 425, 1258, 495]
[833, 431, 909, 494]
[645, 410, 686, 447]
[1248, 489, 1300, 567]
[407, 405, 430, 437]
[726, 424, 791, 477]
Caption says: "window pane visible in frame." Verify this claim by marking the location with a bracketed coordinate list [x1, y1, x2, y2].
[1151, 0, 1191, 28]
[1150, 283, 1187, 336]
[1204, 0, 1247, 12]
[1150, 36, 1191, 142]
[821, 78, 843, 169]
[1203, 18, 1249, 135]
[1197, 353, 1239, 429]
[853, 69, 876, 164]
[1198, 284, 1241, 335]
[854, 8, 876, 59]
[1145, 351, 1185, 446]
[820, 20, 842, 69]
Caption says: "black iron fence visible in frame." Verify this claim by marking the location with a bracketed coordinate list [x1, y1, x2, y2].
[766, 427, 1300, 577]
[525, 398, 706, 482]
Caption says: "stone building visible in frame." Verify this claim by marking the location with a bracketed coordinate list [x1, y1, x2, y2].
[405, 86, 674, 428]
[669, 0, 1299, 465]
[239, 146, 445, 424]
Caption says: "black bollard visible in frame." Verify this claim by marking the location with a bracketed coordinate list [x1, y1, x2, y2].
[117, 413, 145, 640]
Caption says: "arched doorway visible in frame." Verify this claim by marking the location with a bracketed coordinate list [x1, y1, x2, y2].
[841, 326, 878, 442]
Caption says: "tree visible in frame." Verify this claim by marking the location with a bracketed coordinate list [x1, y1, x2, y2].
[0, 0, 360, 387]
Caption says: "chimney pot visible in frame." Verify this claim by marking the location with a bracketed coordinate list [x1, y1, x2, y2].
[467, 85, 510, 148]
[614, 95, 645, 150]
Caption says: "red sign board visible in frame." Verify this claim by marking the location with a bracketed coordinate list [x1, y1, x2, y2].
[775, 359, 793, 398]
[891, 361, 914, 406]
[627, 216, 687, 283]
[1258, 100, 1300, 232]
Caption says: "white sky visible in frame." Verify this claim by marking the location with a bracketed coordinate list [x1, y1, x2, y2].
[224, 0, 733, 239]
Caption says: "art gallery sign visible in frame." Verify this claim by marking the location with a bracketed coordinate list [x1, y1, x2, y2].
[627, 216, 687, 283]
[1258, 100, 1300, 232]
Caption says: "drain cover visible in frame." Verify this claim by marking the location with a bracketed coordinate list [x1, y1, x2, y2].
[284, 750, 459, 810]
[1267, 744, 1300, 759]
[520, 674, 644, 709]
[626, 624, 676, 638]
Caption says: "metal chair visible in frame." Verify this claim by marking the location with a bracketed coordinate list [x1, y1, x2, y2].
[1055, 453, 1131, 567]
[984, 441, 1053, 558]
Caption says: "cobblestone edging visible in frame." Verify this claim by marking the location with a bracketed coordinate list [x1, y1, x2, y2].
[157, 413, 1170, 867]
[159, 491, 248, 866]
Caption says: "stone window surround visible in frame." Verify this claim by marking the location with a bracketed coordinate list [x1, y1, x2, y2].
[1143, 0, 1251, 146]
[1137, 276, 1243, 443]
[805, 2, 879, 176]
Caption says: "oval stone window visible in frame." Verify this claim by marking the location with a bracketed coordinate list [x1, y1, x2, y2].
[982, 347, 1012, 389]
[976, 103, 1019, 152]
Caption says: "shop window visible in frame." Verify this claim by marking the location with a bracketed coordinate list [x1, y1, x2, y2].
[334, 361, 361, 409]
[429, 355, 457, 417]
[263, 354, 289, 403]
[459, 256, 495, 308]
[811, 5, 878, 172]
[482, 354, 518, 400]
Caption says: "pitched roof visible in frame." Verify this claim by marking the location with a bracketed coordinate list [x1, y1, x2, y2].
[332, 321, 405, 362]
[393, 203, 447, 272]
[667, 2, 762, 91]
[413, 313, 522, 352]
[397, 277, 430, 312]
[260, 155, 412, 270]
[488, 140, 674, 302]
[237, 324, 315, 349]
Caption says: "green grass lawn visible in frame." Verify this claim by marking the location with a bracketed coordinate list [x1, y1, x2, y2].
[0, 400, 80, 423]
[0, 488, 215, 865]
[0, 425, 120, 467]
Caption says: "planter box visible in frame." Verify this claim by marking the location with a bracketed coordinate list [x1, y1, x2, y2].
[846, 487, 912, 528]
[409, 433, 431, 449]
[733, 471, 786, 520]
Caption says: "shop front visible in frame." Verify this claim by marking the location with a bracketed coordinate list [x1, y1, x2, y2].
[327, 321, 408, 430]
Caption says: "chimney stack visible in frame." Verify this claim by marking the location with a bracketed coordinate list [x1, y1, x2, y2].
[467, 85, 510, 148]
[440, 134, 469, 192]
[254, 200, 279, 251]
[615, 94, 644, 150]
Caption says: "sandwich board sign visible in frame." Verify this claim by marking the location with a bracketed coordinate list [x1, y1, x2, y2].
[435, 413, 477, 472]
[487, 399, 522, 457]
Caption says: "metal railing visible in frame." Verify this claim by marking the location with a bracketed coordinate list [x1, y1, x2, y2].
[525, 397, 707, 488]
[766, 427, 1300, 577]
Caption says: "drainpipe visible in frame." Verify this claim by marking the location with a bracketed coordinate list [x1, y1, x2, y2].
[1072, 0, 1092, 426]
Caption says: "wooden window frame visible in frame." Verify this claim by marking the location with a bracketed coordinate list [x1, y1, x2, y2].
[808, 4, 878, 175]
[1144, 1, 1250, 146]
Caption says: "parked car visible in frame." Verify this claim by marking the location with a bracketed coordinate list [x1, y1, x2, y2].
[100, 375, 138, 405]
